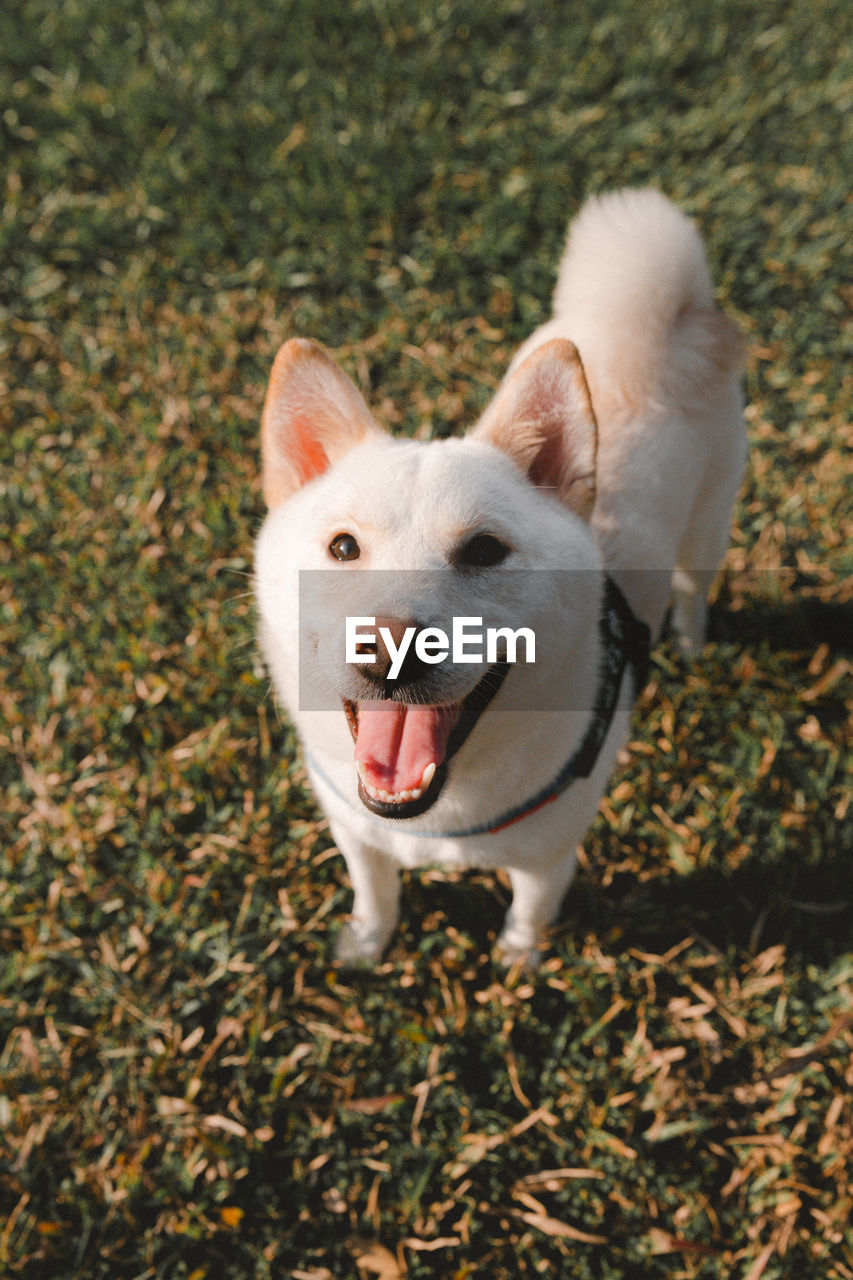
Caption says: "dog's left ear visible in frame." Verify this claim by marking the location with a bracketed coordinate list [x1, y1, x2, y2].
[471, 339, 597, 520]
[261, 338, 383, 508]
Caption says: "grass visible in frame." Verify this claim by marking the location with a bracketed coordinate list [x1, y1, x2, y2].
[1, 0, 851, 1276]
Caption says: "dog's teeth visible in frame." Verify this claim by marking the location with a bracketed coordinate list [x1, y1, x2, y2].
[356, 751, 439, 806]
[359, 772, 429, 805]
[419, 761, 437, 791]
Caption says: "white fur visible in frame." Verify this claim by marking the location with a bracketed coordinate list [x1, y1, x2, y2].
[254, 188, 746, 966]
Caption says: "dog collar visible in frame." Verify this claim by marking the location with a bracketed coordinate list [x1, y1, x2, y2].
[306, 575, 650, 839]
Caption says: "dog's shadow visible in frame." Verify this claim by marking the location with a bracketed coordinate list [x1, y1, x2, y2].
[709, 587, 853, 655]
[399, 840, 851, 975]
[570, 846, 851, 968]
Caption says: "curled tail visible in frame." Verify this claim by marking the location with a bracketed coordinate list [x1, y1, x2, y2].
[548, 188, 743, 415]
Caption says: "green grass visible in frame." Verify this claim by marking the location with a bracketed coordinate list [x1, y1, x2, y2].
[1, 0, 851, 1276]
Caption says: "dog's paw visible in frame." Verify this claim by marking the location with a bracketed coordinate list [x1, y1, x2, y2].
[494, 924, 542, 971]
[334, 920, 392, 967]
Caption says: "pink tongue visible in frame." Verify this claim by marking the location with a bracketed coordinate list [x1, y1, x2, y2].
[354, 701, 456, 793]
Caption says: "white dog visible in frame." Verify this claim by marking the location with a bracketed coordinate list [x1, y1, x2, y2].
[254, 188, 745, 966]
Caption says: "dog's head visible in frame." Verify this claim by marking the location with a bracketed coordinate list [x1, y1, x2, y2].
[255, 337, 602, 818]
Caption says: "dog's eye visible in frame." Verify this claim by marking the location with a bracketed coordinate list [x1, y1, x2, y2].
[329, 533, 360, 562]
[455, 533, 511, 568]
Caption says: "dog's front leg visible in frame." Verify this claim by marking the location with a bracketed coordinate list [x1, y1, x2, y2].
[497, 856, 579, 968]
[332, 836, 401, 965]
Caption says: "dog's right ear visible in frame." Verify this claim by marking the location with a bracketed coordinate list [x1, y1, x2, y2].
[261, 338, 382, 508]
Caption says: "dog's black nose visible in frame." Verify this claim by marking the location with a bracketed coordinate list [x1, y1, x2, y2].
[354, 615, 431, 690]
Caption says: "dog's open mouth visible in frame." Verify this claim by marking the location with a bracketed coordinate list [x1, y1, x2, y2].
[343, 663, 509, 818]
